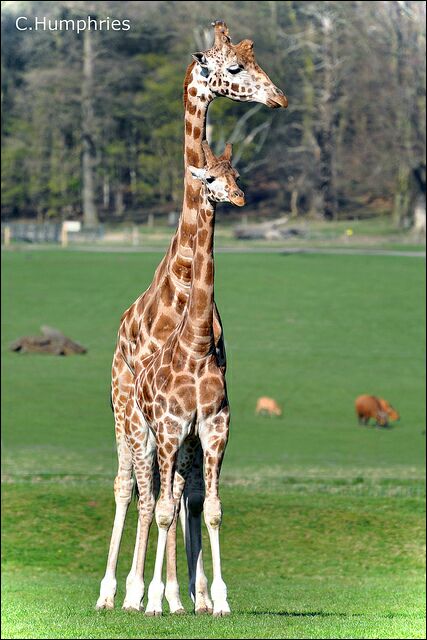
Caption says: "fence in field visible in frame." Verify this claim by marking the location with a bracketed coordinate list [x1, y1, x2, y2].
[1, 222, 105, 246]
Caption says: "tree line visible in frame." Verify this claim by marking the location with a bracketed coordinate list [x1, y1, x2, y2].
[1, 0, 426, 226]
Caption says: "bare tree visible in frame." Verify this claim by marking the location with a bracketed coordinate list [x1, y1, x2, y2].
[81, 27, 98, 227]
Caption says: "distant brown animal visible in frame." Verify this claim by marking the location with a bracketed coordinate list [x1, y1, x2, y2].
[256, 396, 282, 417]
[355, 395, 400, 427]
[10, 326, 87, 356]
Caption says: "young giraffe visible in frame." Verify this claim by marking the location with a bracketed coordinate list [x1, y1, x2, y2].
[130, 141, 244, 617]
[96, 20, 287, 614]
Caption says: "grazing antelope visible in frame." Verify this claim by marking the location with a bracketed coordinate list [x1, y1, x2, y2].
[256, 397, 282, 417]
[355, 395, 400, 427]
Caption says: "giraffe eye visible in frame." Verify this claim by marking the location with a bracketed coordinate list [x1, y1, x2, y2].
[206, 177, 215, 184]
[227, 64, 242, 74]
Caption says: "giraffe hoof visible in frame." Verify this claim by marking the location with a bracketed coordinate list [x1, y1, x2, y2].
[213, 604, 231, 617]
[95, 597, 115, 611]
[213, 610, 231, 617]
[195, 605, 212, 615]
[171, 607, 185, 615]
[145, 609, 162, 617]
[122, 603, 142, 613]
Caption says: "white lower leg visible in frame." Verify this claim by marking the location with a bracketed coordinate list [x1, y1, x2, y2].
[199, 419, 229, 616]
[194, 549, 212, 614]
[145, 527, 167, 616]
[165, 473, 186, 614]
[165, 580, 184, 614]
[165, 498, 186, 614]
[123, 519, 145, 611]
[125, 518, 141, 589]
[187, 509, 212, 613]
[207, 524, 230, 616]
[165, 527, 184, 613]
[165, 521, 185, 614]
[96, 500, 129, 610]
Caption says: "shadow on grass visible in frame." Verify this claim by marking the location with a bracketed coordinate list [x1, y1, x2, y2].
[357, 422, 397, 430]
[249, 611, 413, 618]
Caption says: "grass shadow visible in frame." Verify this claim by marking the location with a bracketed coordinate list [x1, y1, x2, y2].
[249, 611, 413, 619]
[250, 611, 353, 618]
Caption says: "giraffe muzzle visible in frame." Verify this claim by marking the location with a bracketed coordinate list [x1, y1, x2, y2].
[267, 91, 288, 109]
[230, 190, 245, 207]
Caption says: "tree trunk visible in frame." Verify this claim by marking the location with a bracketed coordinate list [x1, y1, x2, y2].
[290, 188, 299, 218]
[392, 165, 411, 227]
[114, 186, 124, 217]
[315, 14, 338, 221]
[317, 129, 338, 221]
[82, 29, 98, 227]
[103, 175, 110, 210]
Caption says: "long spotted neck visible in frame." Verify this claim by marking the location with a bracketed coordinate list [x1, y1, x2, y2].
[179, 189, 216, 357]
[168, 63, 213, 288]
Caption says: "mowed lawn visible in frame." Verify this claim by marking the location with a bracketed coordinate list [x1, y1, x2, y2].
[1, 249, 426, 639]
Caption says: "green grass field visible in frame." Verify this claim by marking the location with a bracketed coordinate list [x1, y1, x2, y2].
[1, 248, 426, 639]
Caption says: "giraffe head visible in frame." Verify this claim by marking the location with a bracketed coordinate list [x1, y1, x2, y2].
[189, 140, 245, 207]
[192, 21, 288, 109]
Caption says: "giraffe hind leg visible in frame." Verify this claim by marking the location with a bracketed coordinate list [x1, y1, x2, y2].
[123, 400, 156, 612]
[96, 423, 133, 610]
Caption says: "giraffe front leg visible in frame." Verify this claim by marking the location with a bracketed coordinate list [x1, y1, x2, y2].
[199, 412, 230, 617]
[146, 421, 183, 616]
[145, 502, 172, 616]
[184, 450, 213, 614]
[164, 471, 186, 614]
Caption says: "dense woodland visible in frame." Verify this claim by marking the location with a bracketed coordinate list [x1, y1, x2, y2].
[1, 0, 426, 225]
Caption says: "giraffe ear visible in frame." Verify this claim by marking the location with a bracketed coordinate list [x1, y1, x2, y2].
[192, 52, 208, 68]
[188, 166, 207, 182]
[220, 143, 233, 162]
[201, 140, 217, 167]
[235, 39, 255, 63]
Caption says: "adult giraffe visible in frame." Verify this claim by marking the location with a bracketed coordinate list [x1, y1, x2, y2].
[96, 20, 287, 614]
[131, 141, 244, 617]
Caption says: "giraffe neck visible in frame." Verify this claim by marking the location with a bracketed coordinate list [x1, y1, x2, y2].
[168, 63, 213, 288]
[179, 189, 216, 357]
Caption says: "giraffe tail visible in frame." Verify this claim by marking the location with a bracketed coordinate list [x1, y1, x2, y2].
[132, 475, 139, 502]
